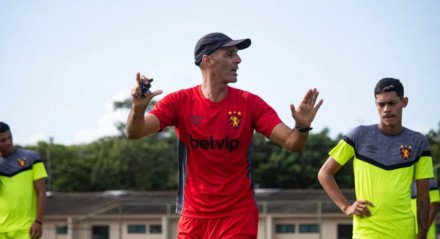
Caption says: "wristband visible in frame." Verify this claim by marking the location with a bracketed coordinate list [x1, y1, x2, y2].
[295, 126, 313, 132]
[34, 220, 43, 225]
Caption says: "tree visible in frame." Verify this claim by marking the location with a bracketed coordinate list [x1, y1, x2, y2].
[112, 98, 159, 137]
[29, 142, 96, 191]
[25, 96, 436, 192]
[31, 133, 178, 191]
[253, 128, 354, 189]
[427, 122, 440, 179]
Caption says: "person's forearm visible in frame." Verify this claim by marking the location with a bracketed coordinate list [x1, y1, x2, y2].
[318, 172, 350, 213]
[126, 105, 147, 139]
[428, 203, 438, 229]
[36, 192, 46, 222]
[34, 180, 47, 223]
[417, 195, 430, 239]
[284, 128, 309, 152]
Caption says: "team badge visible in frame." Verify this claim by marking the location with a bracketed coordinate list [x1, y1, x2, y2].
[17, 158, 27, 167]
[400, 145, 412, 160]
[228, 111, 242, 128]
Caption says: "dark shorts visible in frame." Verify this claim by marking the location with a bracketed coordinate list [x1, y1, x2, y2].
[178, 208, 258, 239]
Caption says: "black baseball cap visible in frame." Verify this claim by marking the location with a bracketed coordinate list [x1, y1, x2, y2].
[194, 32, 251, 66]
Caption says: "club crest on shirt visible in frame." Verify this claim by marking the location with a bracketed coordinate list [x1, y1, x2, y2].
[400, 145, 412, 160]
[17, 158, 27, 167]
[228, 111, 241, 128]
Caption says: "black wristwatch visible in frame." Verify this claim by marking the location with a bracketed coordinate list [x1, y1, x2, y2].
[295, 126, 313, 132]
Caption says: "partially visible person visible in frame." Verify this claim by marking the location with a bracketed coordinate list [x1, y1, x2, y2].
[0, 122, 47, 239]
[126, 32, 323, 238]
[318, 78, 434, 239]
[411, 179, 440, 239]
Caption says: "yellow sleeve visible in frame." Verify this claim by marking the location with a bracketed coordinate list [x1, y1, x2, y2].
[414, 156, 434, 180]
[430, 188, 440, 203]
[33, 161, 48, 181]
[329, 139, 355, 166]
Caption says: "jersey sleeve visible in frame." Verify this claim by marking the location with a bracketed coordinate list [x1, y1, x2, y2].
[430, 188, 440, 203]
[33, 162, 48, 181]
[150, 92, 179, 131]
[414, 139, 434, 180]
[249, 94, 282, 138]
[32, 152, 48, 180]
[328, 128, 357, 166]
[329, 139, 355, 166]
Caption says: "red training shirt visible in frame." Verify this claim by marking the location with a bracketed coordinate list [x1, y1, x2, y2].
[150, 85, 282, 218]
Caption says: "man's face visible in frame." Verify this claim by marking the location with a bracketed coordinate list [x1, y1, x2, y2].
[0, 130, 14, 156]
[208, 46, 241, 83]
[375, 91, 407, 129]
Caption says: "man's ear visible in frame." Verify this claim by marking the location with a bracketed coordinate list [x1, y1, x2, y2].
[201, 55, 211, 66]
[402, 97, 408, 108]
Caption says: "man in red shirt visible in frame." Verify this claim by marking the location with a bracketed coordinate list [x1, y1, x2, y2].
[126, 32, 323, 238]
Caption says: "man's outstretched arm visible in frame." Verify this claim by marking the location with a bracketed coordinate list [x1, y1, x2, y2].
[270, 88, 323, 152]
[126, 72, 162, 139]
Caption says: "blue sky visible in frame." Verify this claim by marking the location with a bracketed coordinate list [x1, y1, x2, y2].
[1, 1, 439, 146]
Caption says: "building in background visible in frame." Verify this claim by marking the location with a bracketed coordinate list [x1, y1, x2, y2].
[43, 189, 437, 239]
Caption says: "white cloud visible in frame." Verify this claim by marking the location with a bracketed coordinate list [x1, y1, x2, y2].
[70, 89, 130, 144]
[17, 131, 48, 146]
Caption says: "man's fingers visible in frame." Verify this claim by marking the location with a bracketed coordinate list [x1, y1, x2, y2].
[29, 227, 41, 239]
[136, 72, 141, 84]
[364, 208, 372, 217]
[299, 88, 322, 108]
[151, 90, 163, 97]
[360, 207, 371, 217]
[353, 200, 373, 217]
[314, 99, 324, 110]
[311, 89, 319, 101]
[290, 104, 296, 113]
[362, 200, 374, 207]
[301, 89, 314, 104]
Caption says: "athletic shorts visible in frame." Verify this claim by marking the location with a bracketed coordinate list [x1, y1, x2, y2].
[0, 230, 30, 239]
[178, 208, 258, 239]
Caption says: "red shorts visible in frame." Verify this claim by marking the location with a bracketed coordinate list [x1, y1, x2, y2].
[178, 208, 258, 239]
